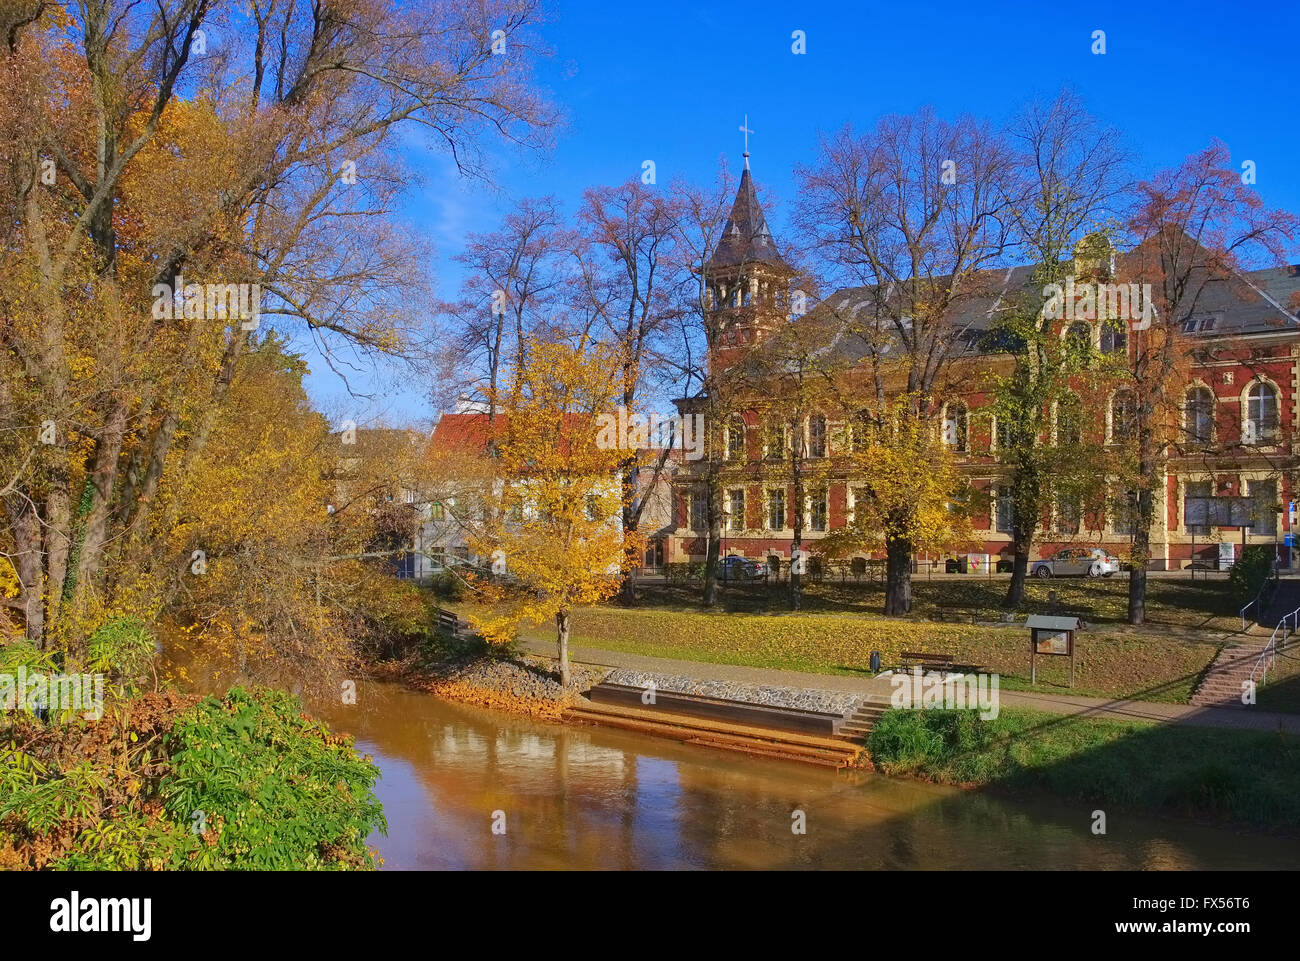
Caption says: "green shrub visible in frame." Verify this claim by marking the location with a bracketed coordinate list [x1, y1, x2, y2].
[1, 687, 386, 870]
[1229, 544, 1274, 602]
[160, 687, 386, 869]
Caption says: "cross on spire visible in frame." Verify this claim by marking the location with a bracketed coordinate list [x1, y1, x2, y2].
[739, 115, 753, 169]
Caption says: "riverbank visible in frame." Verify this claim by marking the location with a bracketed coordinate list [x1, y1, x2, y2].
[391, 650, 612, 721]
[385, 640, 1300, 835]
[868, 707, 1300, 834]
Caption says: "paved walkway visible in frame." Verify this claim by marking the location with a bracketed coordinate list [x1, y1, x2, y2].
[521, 639, 1300, 735]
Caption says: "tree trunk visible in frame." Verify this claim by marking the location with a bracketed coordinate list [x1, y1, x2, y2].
[701, 473, 721, 607]
[555, 608, 571, 687]
[1128, 485, 1152, 626]
[884, 537, 913, 615]
[1007, 544, 1030, 608]
[5, 496, 44, 642]
[1128, 413, 1155, 626]
[41, 481, 71, 646]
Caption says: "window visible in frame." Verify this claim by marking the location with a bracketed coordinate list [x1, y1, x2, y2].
[1057, 493, 1081, 535]
[726, 417, 746, 461]
[767, 488, 785, 530]
[1057, 397, 1082, 447]
[1100, 320, 1127, 355]
[1249, 479, 1277, 536]
[766, 419, 785, 460]
[689, 490, 707, 531]
[851, 410, 872, 453]
[1245, 381, 1278, 443]
[1185, 480, 1211, 536]
[1111, 391, 1136, 444]
[1113, 489, 1138, 536]
[809, 490, 828, 532]
[808, 414, 827, 458]
[995, 487, 1015, 533]
[430, 502, 445, 521]
[727, 489, 745, 532]
[995, 415, 1012, 451]
[1065, 321, 1092, 356]
[942, 402, 968, 451]
[1184, 387, 1214, 445]
[850, 487, 868, 525]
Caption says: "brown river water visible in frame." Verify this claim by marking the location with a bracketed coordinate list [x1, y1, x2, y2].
[293, 679, 1300, 870]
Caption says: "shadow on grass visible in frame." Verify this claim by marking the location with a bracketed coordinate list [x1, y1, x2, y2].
[624, 576, 1238, 630]
[869, 702, 1300, 833]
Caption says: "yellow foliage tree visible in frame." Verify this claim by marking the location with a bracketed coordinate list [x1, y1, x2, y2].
[465, 337, 638, 685]
[821, 394, 974, 613]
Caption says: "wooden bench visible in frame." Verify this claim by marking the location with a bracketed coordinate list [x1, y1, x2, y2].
[435, 608, 461, 634]
[899, 651, 955, 672]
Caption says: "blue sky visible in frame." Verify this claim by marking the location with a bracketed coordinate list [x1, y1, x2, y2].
[301, 0, 1300, 424]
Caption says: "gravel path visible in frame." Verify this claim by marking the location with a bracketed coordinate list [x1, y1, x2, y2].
[602, 667, 861, 716]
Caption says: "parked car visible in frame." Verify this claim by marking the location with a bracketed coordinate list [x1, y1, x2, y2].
[719, 555, 766, 581]
[1031, 548, 1121, 578]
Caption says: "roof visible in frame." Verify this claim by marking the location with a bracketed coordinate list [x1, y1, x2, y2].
[427, 412, 496, 456]
[808, 259, 1300, 363]
[1025, 615, 1081, 631]
[708, 166, 790, 271]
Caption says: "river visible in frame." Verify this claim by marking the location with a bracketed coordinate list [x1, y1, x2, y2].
[300, 679, 1299, 870]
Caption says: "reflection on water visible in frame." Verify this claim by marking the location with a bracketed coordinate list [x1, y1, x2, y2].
[301, 680, 1300, 871]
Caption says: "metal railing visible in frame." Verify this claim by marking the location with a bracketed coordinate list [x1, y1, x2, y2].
[1251, 604, 1299, 688]
[1240, 561, 1280, 630]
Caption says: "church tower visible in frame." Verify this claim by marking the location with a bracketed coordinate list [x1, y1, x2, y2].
[706, 149, 796, 372]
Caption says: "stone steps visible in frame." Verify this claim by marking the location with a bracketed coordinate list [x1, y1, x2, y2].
[563, 698, 865, 768]
[832, 699, 891, 744]
[1190, 642, 1271, 707]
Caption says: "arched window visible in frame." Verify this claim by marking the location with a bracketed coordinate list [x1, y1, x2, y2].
[1065, 321, 1092, 355]
[942, 402, 968, 451]
[1184, 387, 1214, 445]
[1111, 390, 1136, 444]
[1246, 381, 1278, 443]
[725, 417, 746, 461]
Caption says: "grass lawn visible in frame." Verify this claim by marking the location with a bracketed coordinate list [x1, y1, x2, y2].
[501, 604, 1221, 703]
[868, 707, 1300, 832]
[445, 573, 1240, 705]
[1258, 638, 1300, 713]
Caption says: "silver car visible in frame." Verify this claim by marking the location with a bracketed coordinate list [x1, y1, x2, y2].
[1032, 548, 1120, 578]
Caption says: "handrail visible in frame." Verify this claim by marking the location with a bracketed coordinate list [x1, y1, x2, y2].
[1251, 604, 1300, 688]
[1240, 599, 1257, 631]
[1241, 561, 1280, 630]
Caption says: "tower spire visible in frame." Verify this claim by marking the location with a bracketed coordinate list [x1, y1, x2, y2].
[739, 114, 753, 170]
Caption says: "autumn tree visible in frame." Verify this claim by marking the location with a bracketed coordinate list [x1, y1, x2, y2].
[987, 92, 1129, 606]
[795, 108, 1016, 613]
[575, 179, 684, 602]
[464, 337, 634, 686]
[0, 0, 555, 659]
[666, 165, 740, 606]
[443, 196, 572, 420]
[1117, 141, 1299, 624]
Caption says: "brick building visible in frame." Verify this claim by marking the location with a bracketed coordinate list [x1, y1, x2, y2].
[663, 159, 1300, 573]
